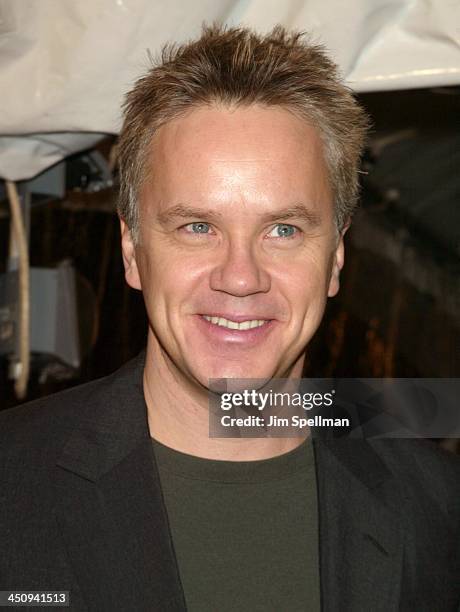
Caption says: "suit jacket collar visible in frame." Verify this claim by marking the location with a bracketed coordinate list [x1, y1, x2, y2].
[56, 353, 403, 611]
[57, 352, 150, 481]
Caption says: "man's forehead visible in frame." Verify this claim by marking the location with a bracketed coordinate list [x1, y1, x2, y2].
[149, 103, 325, 164]
[140, 104, 333, 221]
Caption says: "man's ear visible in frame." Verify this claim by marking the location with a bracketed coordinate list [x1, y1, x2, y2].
[119, 218, 142, 290]
[327, 220, 350, 298]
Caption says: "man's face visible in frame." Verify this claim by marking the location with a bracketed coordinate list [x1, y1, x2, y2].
[121, 104, 345, 388]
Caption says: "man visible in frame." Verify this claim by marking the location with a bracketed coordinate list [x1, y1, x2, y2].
[0, 24, 458, 612]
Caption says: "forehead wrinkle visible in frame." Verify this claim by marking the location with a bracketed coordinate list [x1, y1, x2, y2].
[211, 158, 276, 162]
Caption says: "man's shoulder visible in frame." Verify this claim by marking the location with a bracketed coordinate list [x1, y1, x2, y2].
[317, 437, 459, 516]
[320, 437, 459, 478]
[0, 377, 104, 475]
[1, 376, 98, 425]
[0, 369, 112, 434]
[368, 438, 459, 514]
[369, 437, 459, 479]
[0, 353, 145, 460]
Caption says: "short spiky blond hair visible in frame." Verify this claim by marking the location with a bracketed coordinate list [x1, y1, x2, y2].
[118, 23, 369, 239]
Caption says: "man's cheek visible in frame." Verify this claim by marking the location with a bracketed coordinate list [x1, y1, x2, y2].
[289, 267, 326, 300]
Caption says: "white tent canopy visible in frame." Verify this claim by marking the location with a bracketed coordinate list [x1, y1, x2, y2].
[1, 0, 459, 181]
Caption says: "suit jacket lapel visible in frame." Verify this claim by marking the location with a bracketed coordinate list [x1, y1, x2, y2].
[313, 439, 404, 612]
[55, 354, 187, 612]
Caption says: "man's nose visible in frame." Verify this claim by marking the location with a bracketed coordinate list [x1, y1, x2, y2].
[209, 240, 271, 297]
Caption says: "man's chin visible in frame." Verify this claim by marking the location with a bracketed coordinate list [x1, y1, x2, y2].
[191, 361, 279, 389]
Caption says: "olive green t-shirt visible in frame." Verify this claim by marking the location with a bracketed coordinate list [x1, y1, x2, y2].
[151, 437, 320, 612]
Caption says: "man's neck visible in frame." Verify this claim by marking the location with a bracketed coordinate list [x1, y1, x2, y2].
[143, 335, 308, 461]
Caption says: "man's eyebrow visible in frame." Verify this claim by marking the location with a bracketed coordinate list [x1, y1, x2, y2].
[156, 205, 223, 225]
[156, 203, 322, 227]
[262, 205, 322, 227]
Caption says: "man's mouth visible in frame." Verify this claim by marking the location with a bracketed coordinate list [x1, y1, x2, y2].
[201, 315, 271, 331]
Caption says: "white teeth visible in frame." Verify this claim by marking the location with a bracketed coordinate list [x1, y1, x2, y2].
[203, 315, 268, 330]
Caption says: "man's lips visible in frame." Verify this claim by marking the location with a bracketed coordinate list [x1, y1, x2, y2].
[199, 313, 274, 331]
[194, 313, 276, 344]
[197, 313, 274, 323]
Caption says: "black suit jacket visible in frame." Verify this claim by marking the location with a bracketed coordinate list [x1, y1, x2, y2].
[1, 353, 459, 611]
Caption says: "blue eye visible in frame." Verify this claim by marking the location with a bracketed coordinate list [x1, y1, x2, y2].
[187, 222, 210, 234]
[268, 224, 297, 238]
